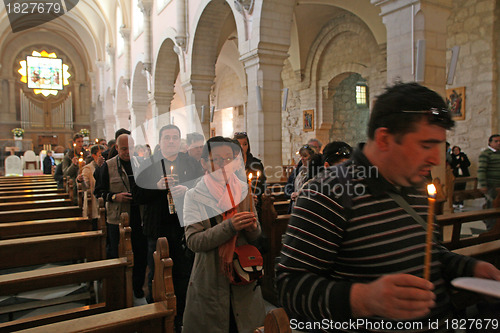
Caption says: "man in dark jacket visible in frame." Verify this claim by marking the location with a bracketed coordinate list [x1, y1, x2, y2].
[133, 124, 203, 332]
[43, 150, 55, 174]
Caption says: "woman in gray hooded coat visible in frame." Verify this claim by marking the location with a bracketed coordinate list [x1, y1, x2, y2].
[182, 137, 266, 333]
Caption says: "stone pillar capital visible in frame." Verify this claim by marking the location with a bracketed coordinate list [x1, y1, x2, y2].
[138, 0, 153, 15]
[106, 44, 115, 57]
[119, 26, 131, 39]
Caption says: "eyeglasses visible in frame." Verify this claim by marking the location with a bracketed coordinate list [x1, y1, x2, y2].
[401, 108, 453, 126]
[209, 157, 234, 165]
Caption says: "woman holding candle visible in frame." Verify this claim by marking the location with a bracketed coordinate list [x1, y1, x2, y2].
[233, 132, 267, 219]
[183, 136, 265, 333]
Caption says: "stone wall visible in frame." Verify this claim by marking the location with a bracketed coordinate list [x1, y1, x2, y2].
[446, 0, 498, 176]
[281, 11, 386, 164]
[330, 73, 370, 146]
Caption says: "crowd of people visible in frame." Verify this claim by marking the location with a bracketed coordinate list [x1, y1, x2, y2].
[52, 81, 499, 332]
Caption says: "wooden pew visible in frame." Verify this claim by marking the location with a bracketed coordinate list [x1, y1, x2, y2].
[254, 308, 291, 333]
[0, 198, 73, 212]
[0, 230, 106, 270]
[260, 195, 290, 305]
[437, 207, 500, 267]
[0, 188, 65, 197]
[0, 217, 91, 240]
[0, 206, 82, 223]
[0, 198, 101, 240]
[15, 237, 176, 333]
[0, 180, 56, 187]
[0, 213, 132, 332]
[0, 192, 69, 203]
[0, 184, 59, 192]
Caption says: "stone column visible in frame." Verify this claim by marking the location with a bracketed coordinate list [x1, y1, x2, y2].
[242, 48, 288, 181]
[182, 77, 212, 138]
[130, 101, 148, 134]
[139, 0, 153, 73]
[372, 0, 452, 206]
[371, 0, 452, 93]
[120, 26, 132, 86]
[175, 0, 187, 50]
[106, 44, 116, 96]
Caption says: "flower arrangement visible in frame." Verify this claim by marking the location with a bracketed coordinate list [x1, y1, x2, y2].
[12, 128, 24, 138]
[80, 128, 90, 137]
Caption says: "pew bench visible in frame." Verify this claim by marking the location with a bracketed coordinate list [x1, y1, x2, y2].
[0, 184, 58, 192]
[0, 217, 91, 240]
[0, 230, 106, 270]
[0, 188, 65, 197]
[437, 207, 500, 267]
[0, 213, 132, 331]
[14, 237, 176, 333]
[0, 192, 69, 203]
[0, 198, 73, 212]
[0, 258, 132, 332]
[0, 181, 57, 188]
[0, 206, 82, 223]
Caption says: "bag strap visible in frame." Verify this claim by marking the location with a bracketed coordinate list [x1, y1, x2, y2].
[387, 191, 440, 243]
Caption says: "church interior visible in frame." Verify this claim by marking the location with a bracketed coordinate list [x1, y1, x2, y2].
[1, 0, 500, 331]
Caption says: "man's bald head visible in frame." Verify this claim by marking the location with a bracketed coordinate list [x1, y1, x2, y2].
[116, 134, 134, 161]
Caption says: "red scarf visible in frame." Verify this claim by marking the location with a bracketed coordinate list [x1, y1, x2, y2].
[204, 170, 243, 282]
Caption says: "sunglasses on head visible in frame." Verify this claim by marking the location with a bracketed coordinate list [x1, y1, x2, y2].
[234, 132, 247, 136]
[401, 108, 454, 126]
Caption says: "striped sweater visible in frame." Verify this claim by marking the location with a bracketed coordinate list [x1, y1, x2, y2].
[276, 148, 477, 332]
[477, 148, 500, 188]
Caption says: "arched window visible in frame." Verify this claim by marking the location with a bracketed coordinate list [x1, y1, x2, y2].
[132, 0, 144, 39]
[116, 5, 124, 57]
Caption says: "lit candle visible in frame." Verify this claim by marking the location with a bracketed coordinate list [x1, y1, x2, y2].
[424, 183, 437, 281]
[73, 143, 76, 158]
[248, 173, 253, 192]
[170, 165, 173, 175]
[95, 138, 99, 143]
[252, 171, 260, 196]
[78, 157, 84, 171]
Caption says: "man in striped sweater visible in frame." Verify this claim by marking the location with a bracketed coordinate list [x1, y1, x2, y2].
[478, 134, 500, 230]
[276, 82, 500, 332]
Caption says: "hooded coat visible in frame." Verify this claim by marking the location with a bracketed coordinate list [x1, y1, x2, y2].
[182, 177, 266, 333]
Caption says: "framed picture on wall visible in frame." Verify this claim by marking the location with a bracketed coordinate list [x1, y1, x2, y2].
[210, 128, 216, 138]
[303, 109, 314, 132]
[446, 86, 465, 120]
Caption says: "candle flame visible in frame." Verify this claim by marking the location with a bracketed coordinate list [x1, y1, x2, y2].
[170, 166, 173, 172]
[78, 158, 83, 162]
[248, 173, 253, 181]
[95, 138, 99, 143]
[257, 171, 260, 178]
[427, 184, 437, 197]
[73, 143, 76, 147]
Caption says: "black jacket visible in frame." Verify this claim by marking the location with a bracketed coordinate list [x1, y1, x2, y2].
[43, 156, 54, 174]
[449, 152, 471, 177]
[132, 151, 203, 239]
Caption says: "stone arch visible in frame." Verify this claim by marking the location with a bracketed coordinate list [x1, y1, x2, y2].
[304, 13, 379, 89]
[305, 12, 384, 146]
[189, 0, 235, 82]
[153, 37, 179, 115]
